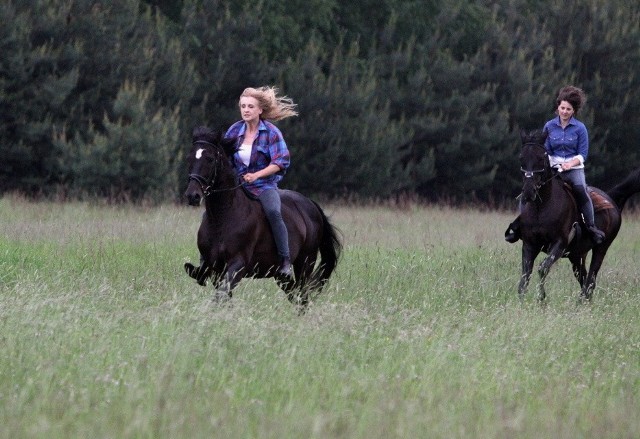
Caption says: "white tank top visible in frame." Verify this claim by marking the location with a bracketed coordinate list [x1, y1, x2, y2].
[238, 143, 252, 166]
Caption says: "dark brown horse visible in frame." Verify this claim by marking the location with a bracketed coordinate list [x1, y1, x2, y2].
[183, 126, 342, 308]
[517, 129, 640, 301]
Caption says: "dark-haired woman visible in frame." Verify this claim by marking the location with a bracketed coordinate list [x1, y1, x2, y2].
[505, 85, 605, 244]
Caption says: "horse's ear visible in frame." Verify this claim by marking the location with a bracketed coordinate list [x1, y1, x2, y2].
[520, 129, 528, 144]
[192, 125, 219, 144]
[221, 137, 237, 156]
[541, 128, 549, 142]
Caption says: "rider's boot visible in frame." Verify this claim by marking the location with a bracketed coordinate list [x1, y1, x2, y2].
[585, 222, 605, 245]
[276, 257, 294, 283]
[579, 195, 605, 245]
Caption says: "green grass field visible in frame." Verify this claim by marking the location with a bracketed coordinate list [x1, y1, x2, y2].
[1, 196, 639, 438]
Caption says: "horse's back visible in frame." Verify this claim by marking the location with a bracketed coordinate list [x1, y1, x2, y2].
[279, 189, 324, 226]
[280, 189, 320, 211]
[588, 187, 618, 213]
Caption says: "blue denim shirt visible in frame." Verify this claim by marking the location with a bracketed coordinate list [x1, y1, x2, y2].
[543, 116, 589, 168]
[224, 119, 291, 197]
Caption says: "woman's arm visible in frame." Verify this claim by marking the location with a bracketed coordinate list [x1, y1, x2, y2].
[243, 164, 282, 183]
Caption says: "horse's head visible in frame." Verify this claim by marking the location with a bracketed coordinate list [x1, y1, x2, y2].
[184, 126, 237, 206]
[519, 129, 551, 203]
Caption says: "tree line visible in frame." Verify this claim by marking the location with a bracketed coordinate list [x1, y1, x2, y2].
[2, 0, 639, 204]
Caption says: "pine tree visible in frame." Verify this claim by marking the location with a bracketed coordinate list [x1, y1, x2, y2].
[55, 81, 181, 202]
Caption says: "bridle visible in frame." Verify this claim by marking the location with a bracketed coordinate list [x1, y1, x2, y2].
[188, 140, 243, 196]
[520, 142, 555, 201]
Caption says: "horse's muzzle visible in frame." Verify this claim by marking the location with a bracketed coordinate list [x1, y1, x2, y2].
[521, 182, 541, 203]
[187, 194, 201, 206]
[185, 188, 203, 206]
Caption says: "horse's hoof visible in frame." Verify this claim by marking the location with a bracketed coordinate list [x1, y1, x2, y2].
[212, 290, 231, 304]
[287, 292, 309, 312]
[184, 262, 196, 276]
[184, 262, 208, 286]
[504, 229, 519, 243]
[504, 220, 520, 243]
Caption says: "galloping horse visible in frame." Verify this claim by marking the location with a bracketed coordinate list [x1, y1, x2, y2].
[183, 126, 342, 307]
[517, 129, 640, 301]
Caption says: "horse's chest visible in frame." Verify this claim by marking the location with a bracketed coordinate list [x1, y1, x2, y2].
[521, 215, 569, 241]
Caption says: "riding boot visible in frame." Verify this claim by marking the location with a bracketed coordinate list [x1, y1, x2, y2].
[276, 256, 294, 283]
[585, 222, 605, 245]
[580, 200, 605, 245]
[504, 216, 521, 243]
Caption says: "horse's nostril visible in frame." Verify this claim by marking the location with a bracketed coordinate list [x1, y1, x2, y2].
[186, 193, 201, 206]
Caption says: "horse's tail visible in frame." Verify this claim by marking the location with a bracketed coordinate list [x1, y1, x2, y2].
[309, 201, 342, 289]
[606, 167, 640, 212]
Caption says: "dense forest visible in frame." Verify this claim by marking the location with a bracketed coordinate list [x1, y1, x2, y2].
[2, 0, 639, 204]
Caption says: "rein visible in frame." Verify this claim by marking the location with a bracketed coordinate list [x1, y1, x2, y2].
[188, 174, 244, 196]
[520, 142, 557, 202]
[189, 141, 244, 196]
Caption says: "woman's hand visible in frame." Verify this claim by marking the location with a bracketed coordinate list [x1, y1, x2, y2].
[242, 164, 281, 184]
[560, 158, 580, 171]
[243, 173, 257, 183]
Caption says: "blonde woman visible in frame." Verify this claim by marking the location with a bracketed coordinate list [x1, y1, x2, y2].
[187, 86, 298, 282]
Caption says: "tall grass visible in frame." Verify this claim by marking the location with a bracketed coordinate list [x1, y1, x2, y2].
[1, 196, 639, 438]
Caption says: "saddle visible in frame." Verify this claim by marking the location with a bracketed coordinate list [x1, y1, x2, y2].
[558, 180, 615, 213]
[588, 187, 616, 212]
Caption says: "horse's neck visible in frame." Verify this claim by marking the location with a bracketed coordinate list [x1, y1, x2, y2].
[203, 166, 254, 222]
[534, 178, 577, 214]
[203, 186, 249, 223]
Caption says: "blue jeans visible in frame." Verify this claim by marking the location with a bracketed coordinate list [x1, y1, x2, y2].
[258, 189, 290, 259]
[559, 169, 596, 225]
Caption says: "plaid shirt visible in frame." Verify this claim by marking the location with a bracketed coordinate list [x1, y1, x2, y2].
[224, 119, 291, 197]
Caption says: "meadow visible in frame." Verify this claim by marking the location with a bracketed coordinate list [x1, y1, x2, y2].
[0, 196, 639, 438]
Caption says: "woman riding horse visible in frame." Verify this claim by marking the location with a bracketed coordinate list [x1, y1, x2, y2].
[505, 86, 605, 244]
[183, 126, 342, 307]
[186, 86, 298, 284]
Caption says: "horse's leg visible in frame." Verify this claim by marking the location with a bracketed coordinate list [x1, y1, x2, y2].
[518, 243, 540, 299]
[184, 260, 212, 286]
[213, 261, 246, 303]
[581, 247, 608, 301]
[568, 253, 587, 288]
[285, 255, 317, 310]
[536, 240, 566, 302]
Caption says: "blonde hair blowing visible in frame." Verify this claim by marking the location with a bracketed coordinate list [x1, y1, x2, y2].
[240, 86, 298, 121]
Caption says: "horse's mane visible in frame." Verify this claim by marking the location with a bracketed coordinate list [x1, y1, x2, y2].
[192, 126, 221, 144]
[521, 128, 548, 146]
[192, 126, 237, 156]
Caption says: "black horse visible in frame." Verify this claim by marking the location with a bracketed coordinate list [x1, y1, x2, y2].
[516, 129, 640, 301]
[183, 126, 342, 308]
